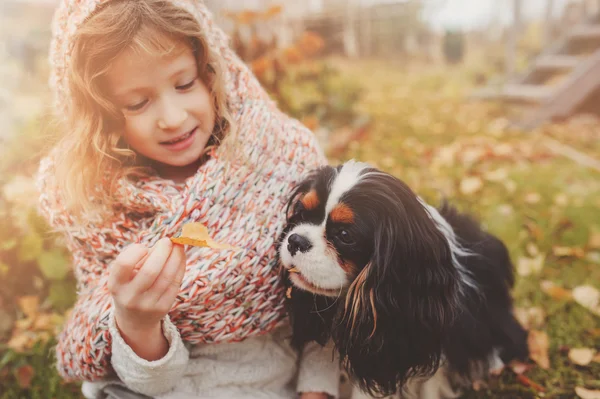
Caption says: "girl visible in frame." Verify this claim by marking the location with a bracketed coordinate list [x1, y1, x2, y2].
[36, 0, 339, 398]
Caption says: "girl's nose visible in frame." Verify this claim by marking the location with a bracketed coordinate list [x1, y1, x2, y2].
[157, 100, 187, 130]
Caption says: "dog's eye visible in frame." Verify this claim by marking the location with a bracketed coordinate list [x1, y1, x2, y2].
[336, 229, 354, 245]
[293, 201, 305, 216]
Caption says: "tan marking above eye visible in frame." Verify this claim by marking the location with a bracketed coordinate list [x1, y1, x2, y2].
[330, 203, 354, 224]
[301, 190, 320, 210]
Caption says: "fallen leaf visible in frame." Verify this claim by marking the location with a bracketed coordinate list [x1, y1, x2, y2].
[526, 242, 540, 256]
[514, 307, 545, 329]
[553, 246, 585, 258]
[17, 296, 39, 320]
[524, 192, 541, 204]
[459, 176, 483, 196]
[589, 232, 600, 249]
[509, 360, 532, 375]
[516, 374, 545, 392]
[7, 331, 34, 352]
[540, 280, 573, 300]
[15, 365, 34, 389]
[484, 168, 509, 182]
[576, 387, 600, 399]
[569, 348, 596, 366]
[593, 353, 600, 363]
[572, 285, 600, 316]
[554, 193, 569, 206]
[517, 254, 545, 276]
[528, 330, 550, 369]
[170, 223, 238, 250]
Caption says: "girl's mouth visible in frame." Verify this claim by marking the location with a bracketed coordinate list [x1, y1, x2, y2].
[160, 127, 197, 150]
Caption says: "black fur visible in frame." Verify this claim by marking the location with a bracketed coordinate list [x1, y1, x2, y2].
[278, 164, 529, 397]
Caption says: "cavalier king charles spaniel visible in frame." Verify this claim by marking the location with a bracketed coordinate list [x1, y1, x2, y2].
[279, 160, 529, 399]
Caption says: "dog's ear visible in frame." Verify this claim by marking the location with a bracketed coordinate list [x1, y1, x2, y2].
[332, 181, 463, 396]
[284, 286, 338, 351]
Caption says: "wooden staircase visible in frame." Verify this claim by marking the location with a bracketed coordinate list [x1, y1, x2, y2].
[472, 15, 600, 130]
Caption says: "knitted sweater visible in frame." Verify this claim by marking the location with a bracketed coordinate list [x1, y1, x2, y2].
[36, 0, 338, 396]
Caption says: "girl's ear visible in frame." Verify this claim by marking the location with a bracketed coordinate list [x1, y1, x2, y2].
[332, 193, 462, 397]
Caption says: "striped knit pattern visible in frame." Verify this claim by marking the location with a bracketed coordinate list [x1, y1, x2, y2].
[36, 0, 327, 382]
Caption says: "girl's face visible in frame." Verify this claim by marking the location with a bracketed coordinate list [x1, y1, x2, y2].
[105, 41, 216, 181]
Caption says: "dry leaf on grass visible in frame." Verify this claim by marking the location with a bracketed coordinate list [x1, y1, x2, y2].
[17, 296, 39, 319]
[170, 223, 238, 250]
[517, 254, 545, 277]
[15, 365, 34, 388]
[568, 348, 596, 366]
[528, 330, 550, 369]
[589, 232, 600, 249]
[509, 360, 533, 375]
[576, 387, 600, 399]
[516, 374, 545, 392]
[553, 246, 585, 258]
[524, 192, 541, 204]
[514, 307, 545, 330]
[572, 285, 600, 316]
[540, 280, 573, 300]
[459, 176, 483, 196]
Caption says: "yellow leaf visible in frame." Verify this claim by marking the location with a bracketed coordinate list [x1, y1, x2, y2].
[7, 331, 32, 352]
[17, 296, 39, 320]
[514, 307, 545, 330]
[540, 280, 573, 300]
[526, 242, 539, 256]
[528, 330, 550, 369]
[517, 254, 545, 277]
[459, 176, 483, 196]
[572, 285, 600, 316]
[553, 246, 585, 258]
[576, 387, 600, 399]
[170, 223, 238, 250]
[554, 193, 569, 206]
[524, 192, 541, 204]
[15, 365, 34, 389]
[568, 348, 596, 366]
[589, 232, 600, 249]
[484, 168, 509, 182]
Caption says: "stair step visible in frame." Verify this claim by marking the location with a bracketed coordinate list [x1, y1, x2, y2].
[534, 55, 581, 70]
[568, 25, 600, 40]
[472, 84, 554, 103]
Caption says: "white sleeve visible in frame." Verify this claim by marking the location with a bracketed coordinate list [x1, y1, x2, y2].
[109, 312, 189, 396]
[296, 341, 341, 398]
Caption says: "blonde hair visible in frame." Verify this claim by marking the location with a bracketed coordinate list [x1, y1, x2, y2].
[51, 0, 237, 218]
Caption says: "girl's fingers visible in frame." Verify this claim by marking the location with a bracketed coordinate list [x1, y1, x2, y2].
[131, 237, 173, 294]
[156, 244, 187, 308]
[108, 244, 148, 290]
[149, 243, 186, 299]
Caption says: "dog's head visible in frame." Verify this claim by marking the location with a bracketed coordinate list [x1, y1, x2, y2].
[280, 160, 470, 396]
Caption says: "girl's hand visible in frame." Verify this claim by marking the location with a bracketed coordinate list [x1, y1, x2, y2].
[108, 238, 186, 360]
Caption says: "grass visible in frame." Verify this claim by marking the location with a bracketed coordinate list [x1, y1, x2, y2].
[331, 58, 600, 398]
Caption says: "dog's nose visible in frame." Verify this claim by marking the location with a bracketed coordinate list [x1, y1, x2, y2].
[287, 233, 312, 256]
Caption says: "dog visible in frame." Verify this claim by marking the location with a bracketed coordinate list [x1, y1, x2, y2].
[278, 160, 529, 399]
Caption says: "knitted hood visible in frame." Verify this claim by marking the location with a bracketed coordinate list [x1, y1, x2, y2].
[38, 0, 327, 382]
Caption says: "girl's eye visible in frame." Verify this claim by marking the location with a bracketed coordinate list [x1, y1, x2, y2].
[176, 79, 197, 90]
[125, 99, 148, 112]
[336, 229, 354, 245]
